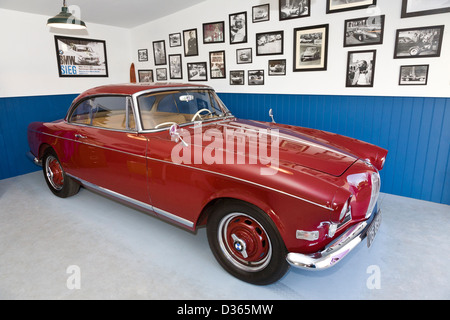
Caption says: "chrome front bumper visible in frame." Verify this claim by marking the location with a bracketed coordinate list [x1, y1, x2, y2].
[286, 208, 381, 270]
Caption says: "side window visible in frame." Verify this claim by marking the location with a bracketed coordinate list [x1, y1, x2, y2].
[69, 96, 136, 131]
[70, 99, 92, 125]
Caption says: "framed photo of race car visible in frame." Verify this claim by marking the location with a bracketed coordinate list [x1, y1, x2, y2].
[344, 15, 385, 47]
[293, 24, 329, 72]
[54, 36, 108, 77]
[394, 25, 444, 59]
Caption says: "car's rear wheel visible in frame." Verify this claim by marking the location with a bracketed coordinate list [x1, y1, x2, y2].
[42, 149, 80, 198]
[207, 200, 289, 285]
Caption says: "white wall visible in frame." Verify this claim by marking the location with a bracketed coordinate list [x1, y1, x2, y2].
[0, 8, 132, 98]
[131, 0, 450, 97]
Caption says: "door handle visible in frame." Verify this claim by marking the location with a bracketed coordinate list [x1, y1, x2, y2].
[75, 134, 87, 139]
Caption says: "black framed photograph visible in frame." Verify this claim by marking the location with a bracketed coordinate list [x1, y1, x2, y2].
[152, 40, 166, 65]
[54, 35, 108, 77]
[344, 15, 385, 47]
[279, 0, 310, 20]
[156, 68, 167, 81]
[138, 70, 153, 82]
[203, 21, 225, 44]
[183, 29, 199, 57]
[236, 48, 252, 64]
[229, 12, 248, 44]
[169, 33, 182, 47]
[230, 70, 245, 85]
[187, 62, 207, 81]
[394, 25, 444, 59]
[253, 4, 270, 23]
[209, 51, 226, 79]
[399, 65, 429, 85]
[401, 0, 450, 18]
[169, 54, 183, 79]
[248, 70, 264, 85]
[256, 31, 284, 56]
[346, 50, 376, 87]
[327, 0, 377, 14]
[293, 24, 329, 72]
[268, 59, 286, 76]
[138, 49, 148, 62]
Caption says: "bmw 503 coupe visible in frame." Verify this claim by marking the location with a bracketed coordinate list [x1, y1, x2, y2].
[27, 83, 387, 285]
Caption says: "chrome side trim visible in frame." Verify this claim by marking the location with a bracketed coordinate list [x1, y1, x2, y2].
[30, 131, 332, 211]
[146, 157, 333, 211]
[69, 175, 195, 229]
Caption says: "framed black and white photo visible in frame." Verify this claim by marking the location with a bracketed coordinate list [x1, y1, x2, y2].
[268, 59, 286, 76]
[344, 15, 385, 47]
[138, 69, 153, 82]
[253, 4, 270, 23]
[152, 40, 166, 65]
[401, 0, 450, 18]
[229, 12, 248, 44]
[169, 54, 183, 79]
[156, 68, 167, 81]
[236, 48, 252, 64]
[394, 25, 444, 59]
[399, 65, 429, 85]
[256, 31, 284, 56]
[138, 49, 148, 62]
[230, 70, 245, 85]
[169, 33, 182, 47]
[203, 21, 225, 44]
[210, 51, 226, 79]
[187, 62, 207, 81]
[293, 24, 329, 72]
[54, 35, 108, 77]
[346, 50, 376, 87]
[279, 0, 310, 20]
[248, 70, 264, 85]
[183, 29, 199, 57]
[327, 0, 376, 14]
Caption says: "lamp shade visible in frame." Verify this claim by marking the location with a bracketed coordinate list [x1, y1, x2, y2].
[47, 6, 86, 30]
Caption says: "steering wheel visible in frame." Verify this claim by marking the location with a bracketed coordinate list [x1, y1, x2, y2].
[191, 108, 212, 122]
[155, 121, 178, 129]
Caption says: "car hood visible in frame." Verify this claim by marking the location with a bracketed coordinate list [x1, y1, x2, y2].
[188, 118, 359, 177]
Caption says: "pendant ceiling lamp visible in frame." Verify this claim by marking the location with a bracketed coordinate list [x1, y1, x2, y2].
[47, 0, 87, 30]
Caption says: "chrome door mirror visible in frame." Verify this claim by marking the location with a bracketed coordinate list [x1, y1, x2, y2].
[169, 123, 188, 147]
[269, 108, 276, 123]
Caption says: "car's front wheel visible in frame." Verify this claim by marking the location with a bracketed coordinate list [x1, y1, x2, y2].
[42, 149, 80, 198]
[207, 200, 289, 285]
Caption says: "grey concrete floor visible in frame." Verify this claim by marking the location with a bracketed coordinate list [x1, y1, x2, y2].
[0, 171, 449, 300]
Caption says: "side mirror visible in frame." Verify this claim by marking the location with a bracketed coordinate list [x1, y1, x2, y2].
[169, 124, 188, 147]
[269, 108, 276, 123]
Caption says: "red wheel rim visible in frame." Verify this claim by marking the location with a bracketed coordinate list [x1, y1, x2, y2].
[46, 155, 64, 190]
[218, 213, 272, 272]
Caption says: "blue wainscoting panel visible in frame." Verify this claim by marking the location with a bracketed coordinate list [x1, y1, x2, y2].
[0, 92, 449, 205]
[218, 92, 450, 205]
[0, 94, 78, 180]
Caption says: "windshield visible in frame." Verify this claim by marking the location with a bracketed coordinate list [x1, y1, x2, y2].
[137, 89, 231, 130]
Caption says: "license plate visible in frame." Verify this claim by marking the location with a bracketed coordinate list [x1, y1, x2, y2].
[366, 210, 382, 248]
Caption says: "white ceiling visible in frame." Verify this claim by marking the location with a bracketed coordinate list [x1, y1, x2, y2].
[0, 0, 208, 28]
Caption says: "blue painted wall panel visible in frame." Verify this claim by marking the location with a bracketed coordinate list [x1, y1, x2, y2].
[218, 92, 450, 205]
[0, 92, 449, 205]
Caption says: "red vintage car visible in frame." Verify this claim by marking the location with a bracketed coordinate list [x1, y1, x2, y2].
[27, 83, 387, 285]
